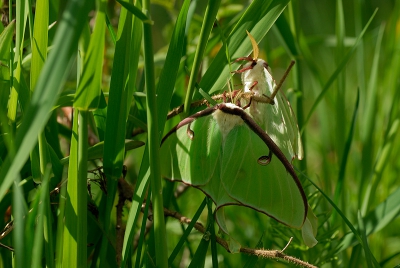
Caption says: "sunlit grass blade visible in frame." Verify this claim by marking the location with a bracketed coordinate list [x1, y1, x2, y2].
[31, 0, 51, 186]
[74, 0, 105, 111]
[0, 0, 92, 202]
[7, 0, 28, 122]
[62, 111, 79, 266]
[0, 20, 15, 61]
[183, 0, 221, 116]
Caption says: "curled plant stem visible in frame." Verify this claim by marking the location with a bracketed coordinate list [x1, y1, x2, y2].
[280, 237, 293, 253]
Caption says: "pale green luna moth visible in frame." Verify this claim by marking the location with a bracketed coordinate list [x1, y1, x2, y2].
[160, 103, 308, 238]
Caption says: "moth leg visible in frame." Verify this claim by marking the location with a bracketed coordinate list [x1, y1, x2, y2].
[257, 150, 273, 166]
[186, 122, 195, 140]
[233, 56, 253, 62]
[242, 96, 253, 110]
[248, 80, 258, 91]
[222, 91, 228, 103]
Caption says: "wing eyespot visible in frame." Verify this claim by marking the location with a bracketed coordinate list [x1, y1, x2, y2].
[186, 124, 194, 140]
[257, 155, 271, 166]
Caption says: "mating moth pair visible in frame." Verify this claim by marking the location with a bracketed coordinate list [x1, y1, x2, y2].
[160, 31, 317, 249]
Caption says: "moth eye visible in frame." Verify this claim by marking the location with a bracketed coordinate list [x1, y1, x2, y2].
[257, 155, 271, 165]
[251, 60, 257, 67]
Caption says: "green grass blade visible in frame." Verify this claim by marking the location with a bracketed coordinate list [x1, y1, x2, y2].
[168, 198, 207, 266]
[336, 183, 400, 253]
[12, 176, 29, 268]
[359, 24, 385, 207]
[74, 0, 105, 111]
[43, 172, 55, 268]
[142, 0, 168, 265]
[102, 2, 133, 181]
[100, 0, 141, 263]
[361, 117, 400, 214]
[7, 0, 28, 122]
[92, 91, 108, 142]
[155, 0, 191, 132]
[357, 211, 375, 268]
[134, 191, 152, 268]
[0, 0, 92, 202]
[243, 233, 264, 267]
[207, 198, 218, 268]
[55, 168, 68, 268]
[77, 110, 89, 264]
[332, 90, 359, 222]
[31, 165, 51, 268]
[304, 173, 366, 252]
[116, 0, 151, 23]
[121, 0, 190, 265]
[62, 111, 79, 267]
[30, 0, 49, 90]
[0, 20, 15, 61]
[183, 0, 221, 116]
[302, 9, 377, 128]
[188, 225, 211, 268]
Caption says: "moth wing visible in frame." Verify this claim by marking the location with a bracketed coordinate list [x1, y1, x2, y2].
[160, 116, 221, 186]
[276, 90, 304, 160]
[220, 123, 306, 229]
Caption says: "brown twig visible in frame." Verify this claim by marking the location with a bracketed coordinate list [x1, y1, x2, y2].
[162, 207, 318, 268]
[269, 60, 295, 101]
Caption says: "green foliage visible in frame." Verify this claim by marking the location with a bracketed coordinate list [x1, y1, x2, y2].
[0, 0, 399, 267]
